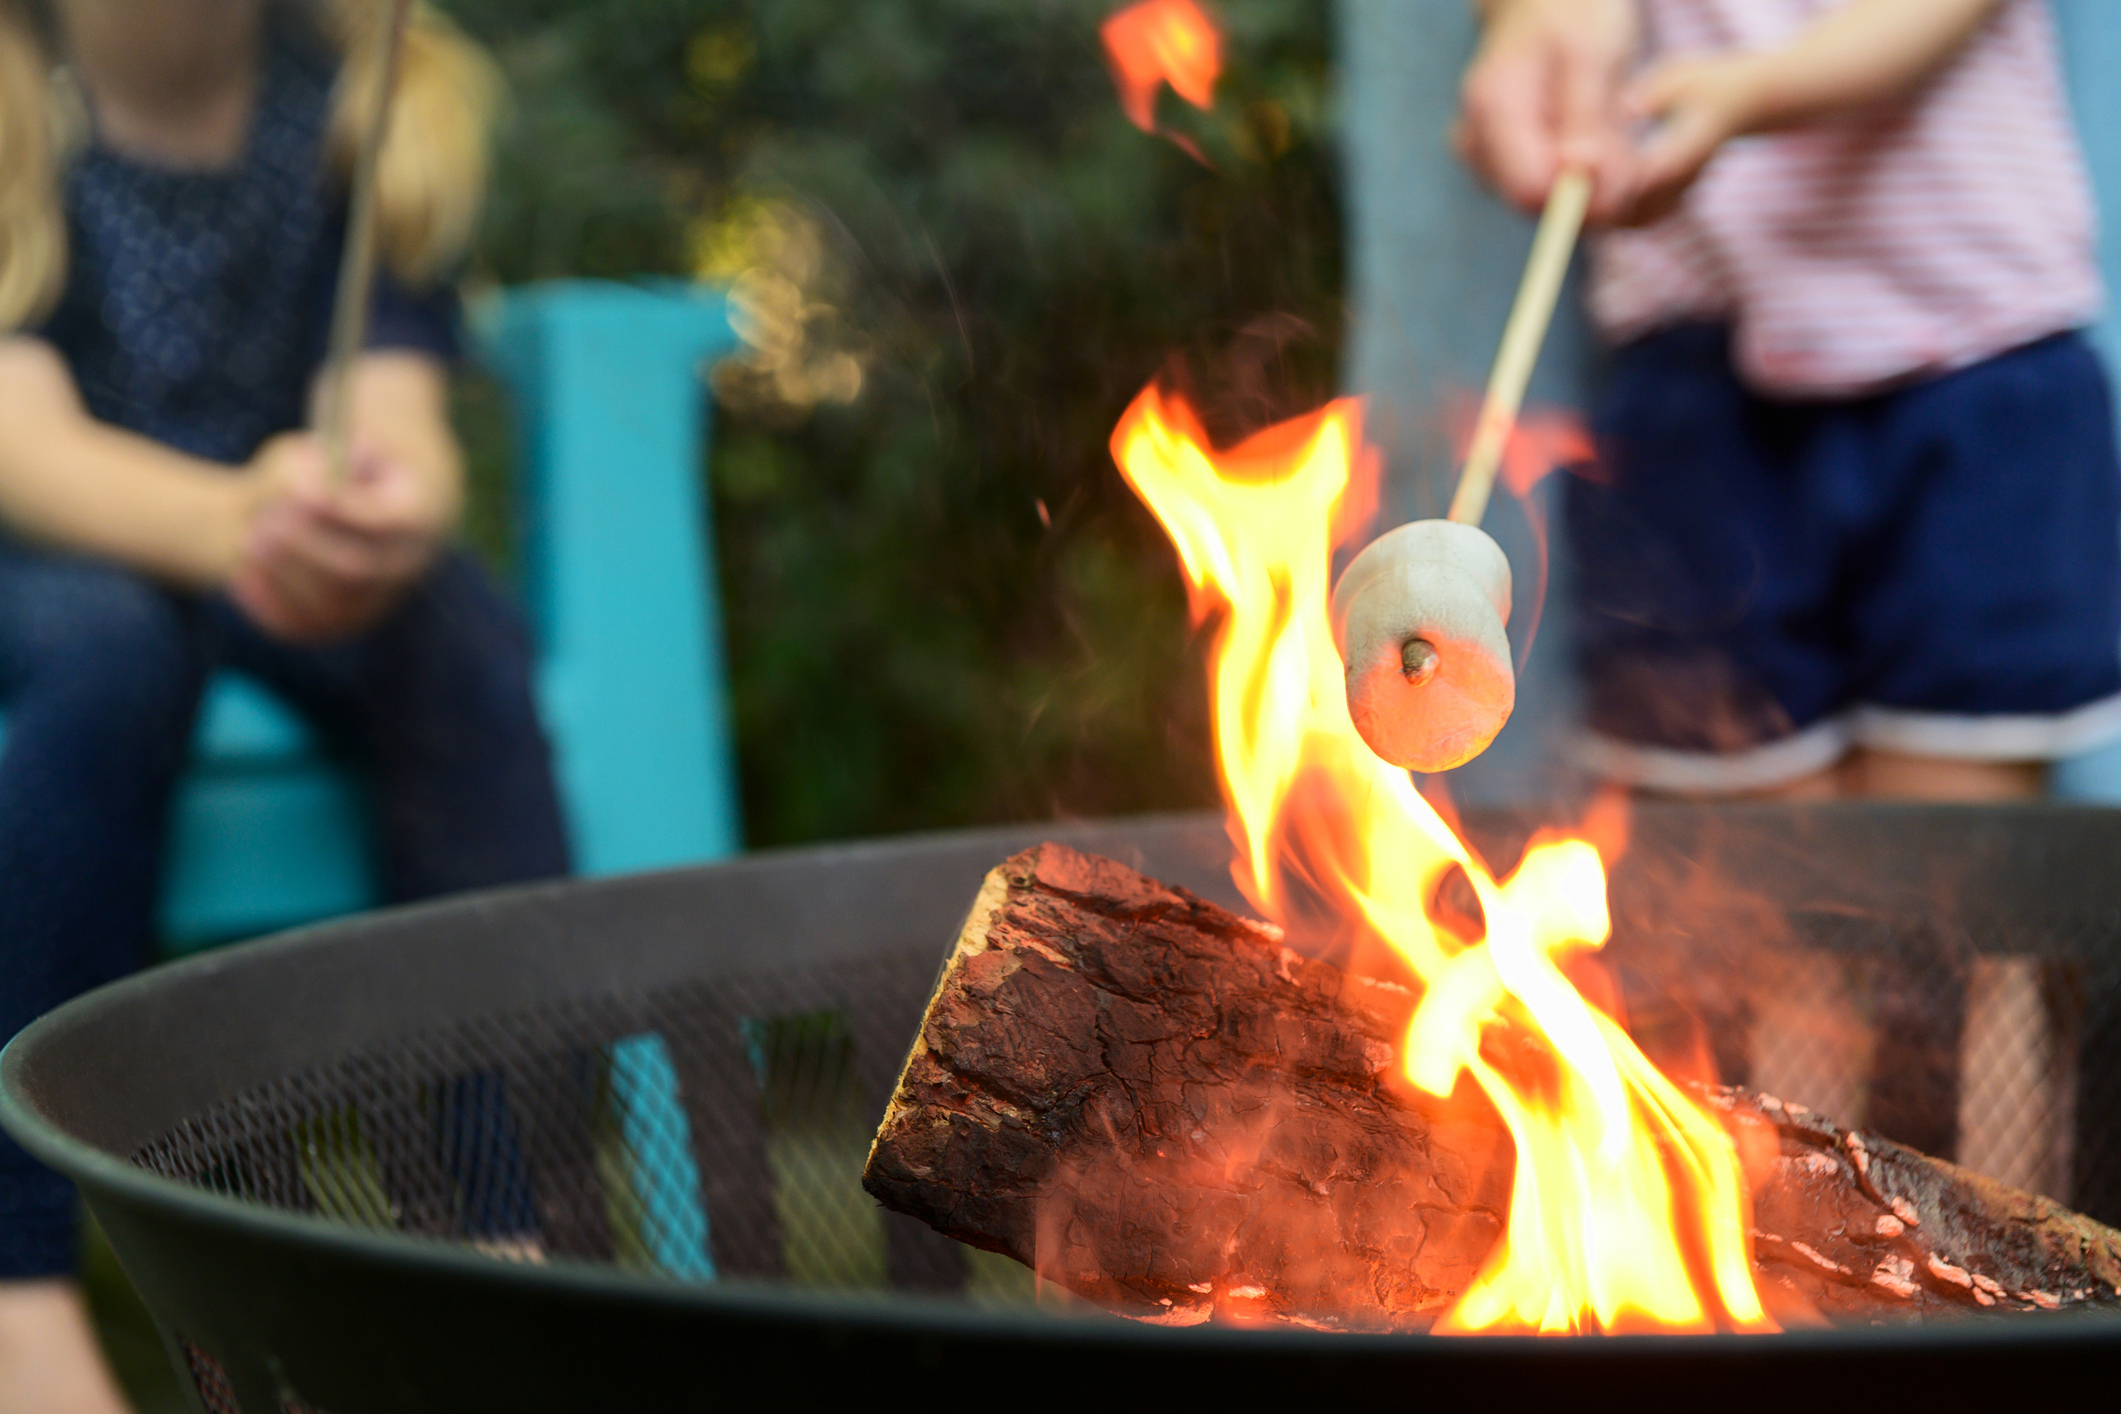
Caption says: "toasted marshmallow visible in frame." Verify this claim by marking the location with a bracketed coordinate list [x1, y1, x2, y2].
[1331, 520, 1513, 773]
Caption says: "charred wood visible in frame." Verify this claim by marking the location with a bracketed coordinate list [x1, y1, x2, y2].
[863, 844, 2121, 1329]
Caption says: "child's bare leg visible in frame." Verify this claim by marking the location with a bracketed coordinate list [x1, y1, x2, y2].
[1757, 764, 1844, 799]
[0, 1280, 131, 1414]
[1846, 750, 2052, 1191]
[1637, 761, 1847, 801]
[1844, 750, 2044, 800]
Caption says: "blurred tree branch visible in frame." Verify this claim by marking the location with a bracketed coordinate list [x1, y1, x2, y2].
[445, 0, 1344, 845]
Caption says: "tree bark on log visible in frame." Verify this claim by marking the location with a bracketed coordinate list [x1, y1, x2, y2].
[863, 843, 2121, 1330]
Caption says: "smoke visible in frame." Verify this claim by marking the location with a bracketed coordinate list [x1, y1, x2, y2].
[1593, 803, 2081, 1209]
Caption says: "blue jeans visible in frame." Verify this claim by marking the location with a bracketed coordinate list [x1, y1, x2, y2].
[0, 547, 570, 1275]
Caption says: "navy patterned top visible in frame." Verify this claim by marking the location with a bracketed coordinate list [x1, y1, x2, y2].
[38, 21, 458, 466]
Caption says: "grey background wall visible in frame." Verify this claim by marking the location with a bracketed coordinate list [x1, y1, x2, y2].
[1336, 1, 1596, 805]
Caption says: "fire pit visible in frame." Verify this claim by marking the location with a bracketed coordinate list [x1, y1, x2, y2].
[3, 802, 2121, 1411]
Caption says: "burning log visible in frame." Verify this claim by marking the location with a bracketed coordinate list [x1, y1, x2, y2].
[863, 843, 2121, 1330]
[865, 840, 1509, 1328]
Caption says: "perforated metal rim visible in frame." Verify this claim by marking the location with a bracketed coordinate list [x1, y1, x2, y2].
[6, 804, 2121, 1381]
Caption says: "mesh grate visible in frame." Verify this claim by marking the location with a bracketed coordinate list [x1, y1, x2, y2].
[1605, 898, 2121, 1223]
[130, 896, 2121, 1298]
[1958, 956, 2072, 1196]
[178, 1337, 240, 1414]
[1734, 949, 2082, 1178]
[134, 942, 1017, 1298]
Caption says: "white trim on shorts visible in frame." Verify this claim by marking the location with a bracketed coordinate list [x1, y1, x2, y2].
[1573, 688, 2121, 793]
[1849, 689, 2121, 761]
[1572, 718, 1851, 794]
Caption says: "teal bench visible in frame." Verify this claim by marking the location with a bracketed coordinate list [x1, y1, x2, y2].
[4, 281, 745, 952]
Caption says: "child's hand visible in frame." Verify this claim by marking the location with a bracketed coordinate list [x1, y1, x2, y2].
[1616, 52, 1772, 226]
[1457, 0, 1641, 222]
[1617, 0, 2008, 227]
[229, 432, 447, 642]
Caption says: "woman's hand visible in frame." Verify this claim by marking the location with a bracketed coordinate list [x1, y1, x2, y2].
[228, 432, 450, 643]
[1457, 0, 1641, 222]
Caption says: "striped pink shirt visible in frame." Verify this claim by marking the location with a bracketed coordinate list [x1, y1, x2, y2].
[1589, 0, 2102, 397]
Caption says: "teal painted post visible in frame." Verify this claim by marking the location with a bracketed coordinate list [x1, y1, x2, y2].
[608, 1033, 717, 1281]
[482, 283, 744, 872]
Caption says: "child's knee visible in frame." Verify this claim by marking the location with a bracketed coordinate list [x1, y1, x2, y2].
[3, 560, 205, 722]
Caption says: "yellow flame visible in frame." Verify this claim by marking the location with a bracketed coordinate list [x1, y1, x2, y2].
[1111, 382, 1773, 1335]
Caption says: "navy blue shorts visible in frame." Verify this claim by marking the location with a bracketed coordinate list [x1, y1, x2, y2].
[1567, 325, 2121, 791]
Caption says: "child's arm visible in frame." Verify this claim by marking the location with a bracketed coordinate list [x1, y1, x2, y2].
[1622, 0, 2007, 223]
[328, 350, 466, 543]
[0, 337, 275, 586]
[0, 336, 464, 641]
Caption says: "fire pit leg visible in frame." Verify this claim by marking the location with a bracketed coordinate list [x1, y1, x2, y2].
[2077, 969, 2121, 1225]
[1864, 928, 1966, 1160]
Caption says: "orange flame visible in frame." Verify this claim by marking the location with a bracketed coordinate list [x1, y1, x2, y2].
[1443, 395, 1601, 678]
[1111, 382, 1773, 1335]
[1101, 0, 1222, 132]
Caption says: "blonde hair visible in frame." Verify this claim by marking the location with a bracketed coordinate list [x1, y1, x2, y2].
[0, 0, 500, 331]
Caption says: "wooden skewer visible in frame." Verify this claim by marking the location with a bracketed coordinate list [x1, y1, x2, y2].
[316, 0, 415, 485]
[1446, 166, 1592, 527]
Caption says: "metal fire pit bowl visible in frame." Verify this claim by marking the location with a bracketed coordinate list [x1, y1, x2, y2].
[7, 803, 2121, 1411]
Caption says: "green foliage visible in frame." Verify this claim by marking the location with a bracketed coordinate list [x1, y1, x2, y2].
[447, 0, 1344, 845]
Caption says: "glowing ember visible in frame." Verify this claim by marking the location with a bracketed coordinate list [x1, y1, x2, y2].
[1111, 382, 1774, 1334]
[1100, 0, 1222, 133]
